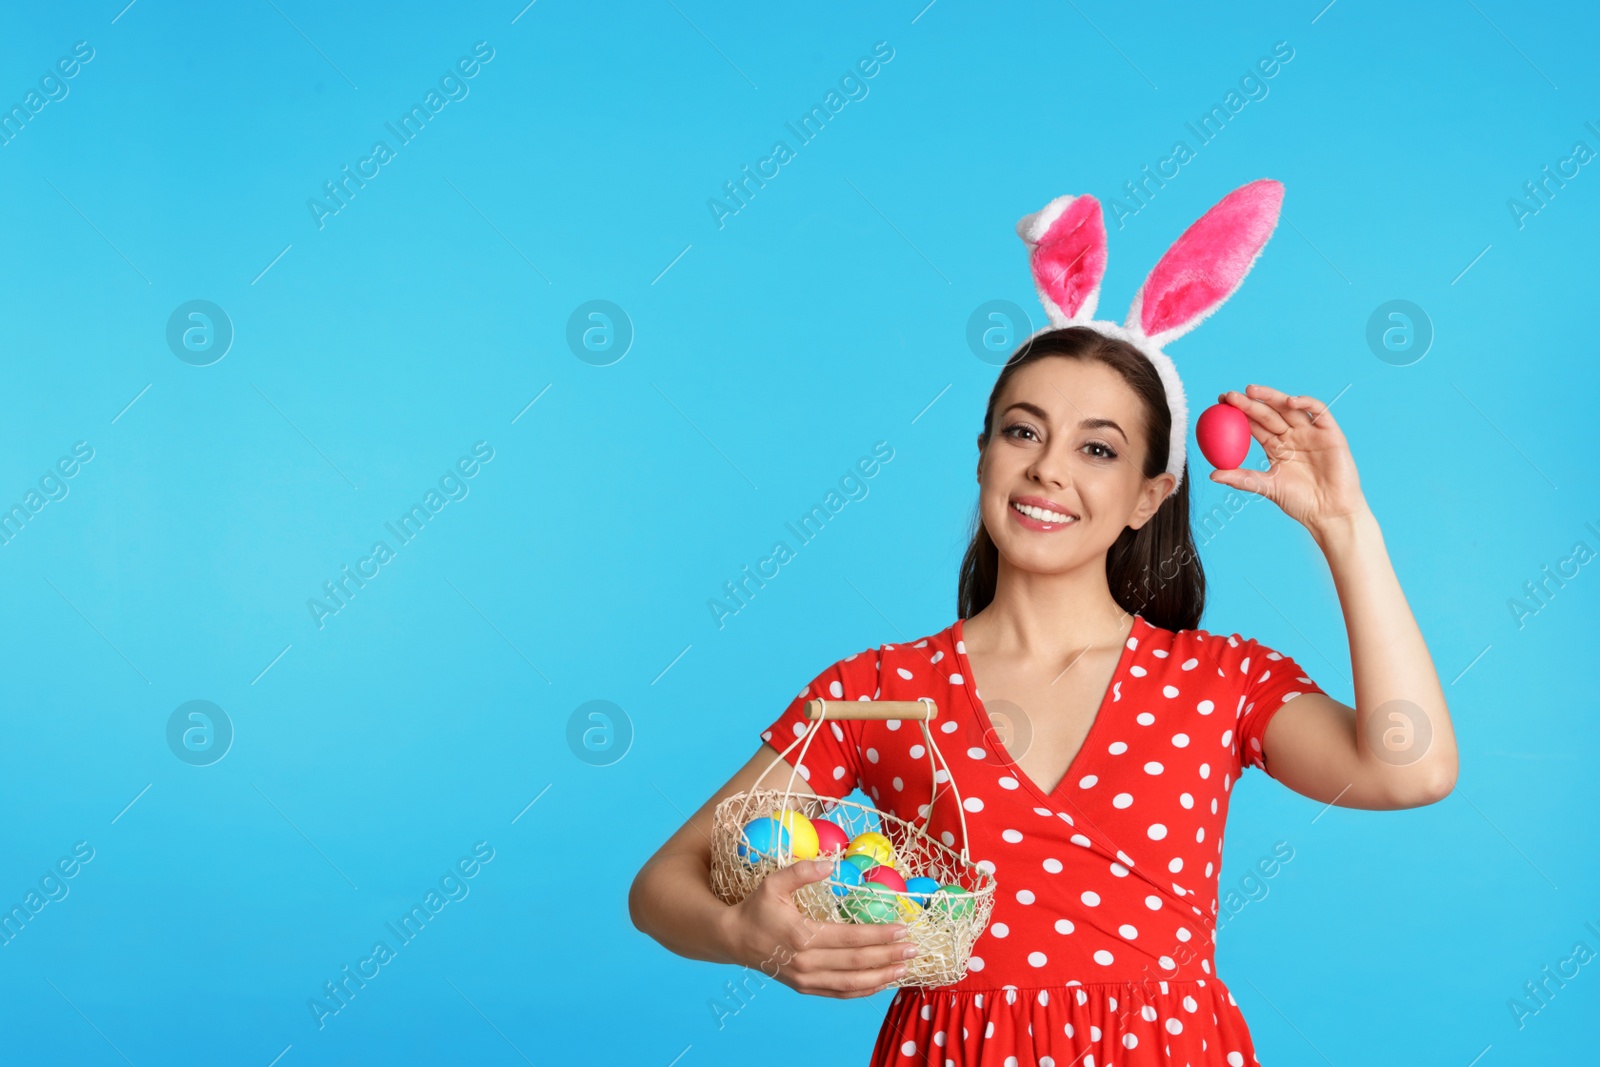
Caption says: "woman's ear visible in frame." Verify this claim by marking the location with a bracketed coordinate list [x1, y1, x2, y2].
[1128, 471, 1178, 529]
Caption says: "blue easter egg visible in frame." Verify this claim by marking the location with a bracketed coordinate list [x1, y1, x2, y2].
[829, 858, 865, 897]
[738, 817, 791, 866]
[903, 876, 942, 905]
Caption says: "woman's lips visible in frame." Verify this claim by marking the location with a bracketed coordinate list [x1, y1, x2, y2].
[1010, 500, 1079, 530]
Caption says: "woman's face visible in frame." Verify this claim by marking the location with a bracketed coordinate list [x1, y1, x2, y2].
[977, 355, 1175, 575]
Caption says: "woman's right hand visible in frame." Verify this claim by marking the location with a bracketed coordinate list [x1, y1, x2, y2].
[719, 858, 921, 999]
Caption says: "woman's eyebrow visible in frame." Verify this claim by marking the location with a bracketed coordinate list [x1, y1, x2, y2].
[1002, 402, 1128, 443]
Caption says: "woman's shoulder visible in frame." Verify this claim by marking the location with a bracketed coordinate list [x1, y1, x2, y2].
[823, 621, 965, 691]
[1132, 613, 1272, 674]
[792, 620, 961, 693]
[842, 619, 963, 662]
[883, 620, 964, 660]
[877, 621, 965, 692]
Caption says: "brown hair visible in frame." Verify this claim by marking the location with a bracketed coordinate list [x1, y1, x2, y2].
[956, 326, 1205, 632]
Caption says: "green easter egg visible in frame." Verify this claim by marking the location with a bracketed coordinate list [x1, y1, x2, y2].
[842, 853, 879, 873]
[840, 889, 901, 924]
[928, 885, 974, 920]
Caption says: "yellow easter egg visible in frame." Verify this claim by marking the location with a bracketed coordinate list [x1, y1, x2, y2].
[771, 809, 819, 860]
[844, 831, 895, 869]
[895, 895, 922, 921]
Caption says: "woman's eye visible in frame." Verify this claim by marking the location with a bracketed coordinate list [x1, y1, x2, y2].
[1002, 425, 1115, 458]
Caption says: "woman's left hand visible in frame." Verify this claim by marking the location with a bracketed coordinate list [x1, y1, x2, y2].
[1207, 383, 1367, 535]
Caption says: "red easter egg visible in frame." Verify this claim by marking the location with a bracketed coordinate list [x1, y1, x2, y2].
[812, 819, 851, 855]
[861, 865, 908, 894]
[1195, 402, 1252, 470]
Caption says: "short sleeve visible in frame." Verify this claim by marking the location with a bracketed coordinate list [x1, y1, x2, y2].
[1236, 638, 1328, 777]
[757, 647, 879, 801]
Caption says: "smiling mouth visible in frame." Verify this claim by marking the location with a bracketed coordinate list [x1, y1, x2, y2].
[1011, 501, 1078, 524]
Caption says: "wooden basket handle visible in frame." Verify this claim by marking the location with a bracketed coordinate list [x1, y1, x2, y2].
[803, 699, 937, 721]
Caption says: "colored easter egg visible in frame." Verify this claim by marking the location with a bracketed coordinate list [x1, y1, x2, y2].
[828, 858, 864, 897]
[841, 890, 901, 924]
[843, 853, 879, 873]
[737, 817, 791, 867]
[895, 896, 923, 921]
[845, 831, 895, 869]
[903, 876, 942, 906]
[811, 818, 851, 855]
[928, 885, 974, 920]
[861, 865, 908, 895]
[771, 809, 819, 860]
[1195, 402, 1252, 470]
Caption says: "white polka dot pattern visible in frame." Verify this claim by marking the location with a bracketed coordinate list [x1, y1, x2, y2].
[760, 614, 1324, 1066]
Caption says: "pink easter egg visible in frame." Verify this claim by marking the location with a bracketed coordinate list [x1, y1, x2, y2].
[812, 819, 851, 855]
[861, 865, 908, 894]
[1195, 402, 1252, 470]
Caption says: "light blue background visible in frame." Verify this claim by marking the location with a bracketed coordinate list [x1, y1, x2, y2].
[0, 0, 1595, 1064]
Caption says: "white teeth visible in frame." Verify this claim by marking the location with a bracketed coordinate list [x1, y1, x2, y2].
[1013, 501, 1075, 524]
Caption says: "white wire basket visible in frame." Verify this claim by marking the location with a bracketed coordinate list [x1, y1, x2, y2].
[710, 697, 996, 987]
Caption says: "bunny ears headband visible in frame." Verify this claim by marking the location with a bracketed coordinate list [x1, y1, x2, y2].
[1014, 178, 1285, 493]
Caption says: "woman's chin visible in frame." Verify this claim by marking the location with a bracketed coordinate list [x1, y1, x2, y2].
[995, 540, 1096, 574]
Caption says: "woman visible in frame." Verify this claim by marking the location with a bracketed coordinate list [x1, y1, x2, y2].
[631, 196, 1458, 1064]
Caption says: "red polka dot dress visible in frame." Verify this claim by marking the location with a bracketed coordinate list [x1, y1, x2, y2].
[759, 612, 1327, 1067]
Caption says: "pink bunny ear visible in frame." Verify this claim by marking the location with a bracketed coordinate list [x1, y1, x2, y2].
[1126, 179, 1284, 348]
[1017, 194, 1107, 326]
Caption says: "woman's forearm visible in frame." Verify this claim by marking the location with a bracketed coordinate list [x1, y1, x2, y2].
[1311, 503, 1459, 799]
[629, 848, 743, 966]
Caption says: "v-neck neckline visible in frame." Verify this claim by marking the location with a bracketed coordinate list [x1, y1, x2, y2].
[952, 613, 1145, 809]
